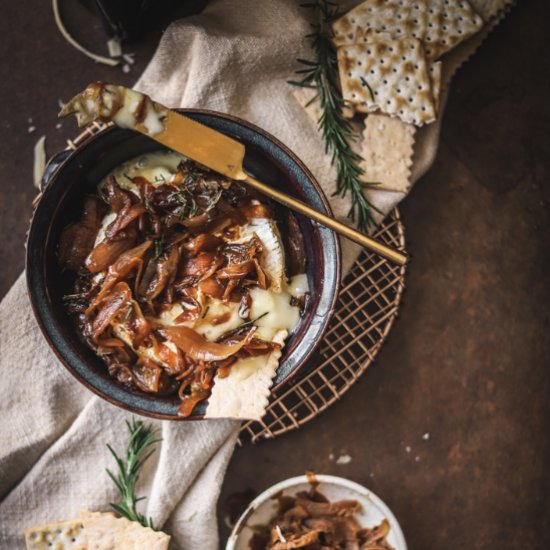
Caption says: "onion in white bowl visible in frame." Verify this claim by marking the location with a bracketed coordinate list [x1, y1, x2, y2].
[226, 474, 407, 550]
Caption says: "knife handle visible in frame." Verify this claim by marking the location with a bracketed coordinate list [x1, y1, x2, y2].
[242, 174, 408, 266]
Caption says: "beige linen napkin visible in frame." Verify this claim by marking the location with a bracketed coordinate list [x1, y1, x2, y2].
[0, 1, 511, 548]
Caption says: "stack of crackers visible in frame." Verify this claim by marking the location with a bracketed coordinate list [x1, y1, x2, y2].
[24, 511, 170, 550]
[333, 0, 484, 125]
[294, 0, 486, 194]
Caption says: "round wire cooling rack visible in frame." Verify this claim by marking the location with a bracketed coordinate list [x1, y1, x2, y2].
[60, 122, 407, 442]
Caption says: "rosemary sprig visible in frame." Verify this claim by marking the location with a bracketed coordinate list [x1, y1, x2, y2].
[240, 311, 269, 329]
[205, 188, 223, 213]
[221, 312, 270, 339]
[289, 0, 380, 231]
[167, 188, 199, 220]
[106, 419, 161, 529]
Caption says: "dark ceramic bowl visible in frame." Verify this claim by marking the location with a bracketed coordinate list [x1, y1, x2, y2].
[26, 110, 341, 420]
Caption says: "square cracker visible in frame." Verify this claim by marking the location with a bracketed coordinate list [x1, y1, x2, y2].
[337, 38, 436, 126]
[422, 0, 484, 59]
[332, 0, 484, 60]
[292, 87, 356, 123]
[205, 330, 287, 420]
[25, 519, 86, 550]
[360, 114, 416, 192]
[79, 510, 170, 550]
[292, 87, 323, 124]
[332, 0, 414, 47]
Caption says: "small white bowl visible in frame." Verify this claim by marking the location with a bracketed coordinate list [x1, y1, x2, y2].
[225, 474, 407, 550]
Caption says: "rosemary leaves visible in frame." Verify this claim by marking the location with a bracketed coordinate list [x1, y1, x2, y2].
[106, 418, 161, 529]
[289, 0, 379, 231]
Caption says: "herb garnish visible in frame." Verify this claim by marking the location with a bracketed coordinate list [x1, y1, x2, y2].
[106, 419, 161, 529]
[289, 0, 380, 231]
[153, 238, 164, 260]
[167, 188, 199, 220]
[222, 312, 269, 339]
[201, 305, 210, 319]
[205, 189, 223, 213]
[188, 196, 198, 217]
[240, 311, 269, 328]
[124, 302, 134, 321]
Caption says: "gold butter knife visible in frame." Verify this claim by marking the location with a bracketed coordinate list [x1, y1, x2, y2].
[60, 83, 408, 266]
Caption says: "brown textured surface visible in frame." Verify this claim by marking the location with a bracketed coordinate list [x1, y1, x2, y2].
[0, 1, 549, 549]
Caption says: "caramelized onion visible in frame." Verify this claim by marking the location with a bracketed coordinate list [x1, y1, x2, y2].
[160, 325, 255, 362]
[102, 176, 132, 212]
[93, 240, 152, 300]
[281, 209, 306, 276]
[217, 261, 254, 279]
[104, 203, 146, 240]
[198, 276, 224, 299]
[223, 278, 239, 300]
[182, 212, 210, 230]
[85, 231, 136, 273]
[127, 299, 151, 348]
[183, 233, 223, 253]
[178, 389, 210, 417]
[90, 282, 131, 340]
[58, 196, 104, 270]
[253, 258, 268, 289]
[144, 246, 180, 300]
[216, 197, 247, 225]
[179, 251, 218, 278]
[109, 240, 152, 279]
[131, 360, 162, 393]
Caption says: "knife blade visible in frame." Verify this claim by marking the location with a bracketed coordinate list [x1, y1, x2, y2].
[158, 110, 248, 181]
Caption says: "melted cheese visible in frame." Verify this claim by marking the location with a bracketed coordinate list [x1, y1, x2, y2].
[111, 319, 166, 366]
[249, 287, 301, 341]
[194, 300, 243, 341]
[111, 89, 144, 129]
[286, 273, 309, 298]
[110, 87, 166, 135]
[105, 150, 187, 196]
[60, 84, 167, 135]
[94, 211, 117, 246]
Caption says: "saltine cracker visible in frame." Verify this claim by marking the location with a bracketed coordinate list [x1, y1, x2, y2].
[337, 38, 436, 125]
